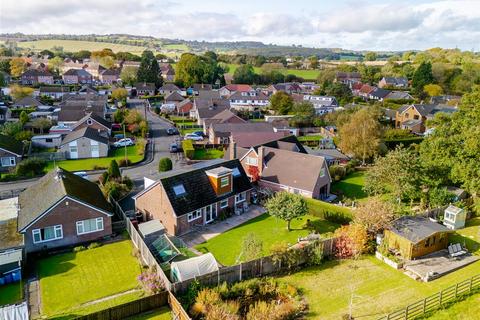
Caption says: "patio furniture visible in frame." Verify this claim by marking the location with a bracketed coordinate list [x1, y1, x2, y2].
[448, 243, 467, 258]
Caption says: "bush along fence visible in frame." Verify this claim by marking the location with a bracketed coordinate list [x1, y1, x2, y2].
[378, 274, 480, 320]
[172, 237, 336, 294]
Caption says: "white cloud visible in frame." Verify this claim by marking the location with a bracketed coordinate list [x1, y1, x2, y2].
[1, 0, 479, 50]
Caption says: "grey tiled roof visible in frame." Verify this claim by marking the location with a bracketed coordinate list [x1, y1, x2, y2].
[390, 216, 450, 244]
[60, 127, 109, 146]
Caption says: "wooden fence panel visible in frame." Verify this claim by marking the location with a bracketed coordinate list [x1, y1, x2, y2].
[169, 291, 191, 320]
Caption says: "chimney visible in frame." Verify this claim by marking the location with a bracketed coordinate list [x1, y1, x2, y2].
[257, 146, 264, 176]
[230, 140, 237, 160]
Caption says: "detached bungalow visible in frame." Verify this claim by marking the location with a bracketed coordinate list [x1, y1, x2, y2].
[59, 127, 109, 159]
[136, 83, 156, 96]
[17, 168, 113, 253]
[134, 159, 253, 236]
[0, 135, 24, 172]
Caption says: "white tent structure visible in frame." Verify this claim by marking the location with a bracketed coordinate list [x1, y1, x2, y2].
[171, 253, 219, 283]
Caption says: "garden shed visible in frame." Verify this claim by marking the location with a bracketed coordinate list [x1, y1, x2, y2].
[384, 216, 452, 260]
[171, 253, 219, 282]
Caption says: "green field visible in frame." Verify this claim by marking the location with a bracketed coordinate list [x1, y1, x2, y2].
[17, 40, 148, 54]
[331, 171, 368, 200]
[279, 256, 480, 320]
[225, 63, 321, 80]
[0, 281, 23, 306]
[195, 213, 339, 266]
[37, 240, 143, 318]
[163, 44, 189, 51]
[46, 145, 143, 171]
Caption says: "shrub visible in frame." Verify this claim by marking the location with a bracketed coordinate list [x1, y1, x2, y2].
[73, 246, 86, 252]
[16, 158, 47, 177]
[182, 139, 195, 159]
[334, 224, 368, 259]
[137, 269, 165, 294]
[108, 160, 121, 179]
[93, 165, 107, 170]
[87, 242, 101, 249]
[118, 159, 131, 167]
[329, 165, 347, 182]
[324, 211, 352, 225]
[158, 157, 173, 172]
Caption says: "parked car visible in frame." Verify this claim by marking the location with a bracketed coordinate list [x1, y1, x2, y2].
[73, 171, 89, 180]
[166, 127, 179, 135]
[184, 133, 203, 141]
[169, 142, 182, 153]
[114, 138, 135, 148]
[112, 123, 122, 131]
[192, 131, 205, 137]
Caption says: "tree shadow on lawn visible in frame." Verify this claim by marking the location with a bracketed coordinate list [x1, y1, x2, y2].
[36, 252, 77, 279]
[332, 181, 367, 200]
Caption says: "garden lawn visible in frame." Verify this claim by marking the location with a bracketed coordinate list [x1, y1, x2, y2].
[297, 135, 323, 142]
[449, 217, 480, 254]
[278, 256, 480, 320]
[195, 213, 339, 266]
[305, 198, 353, 219]
[45, 145, 143, 171]
[126, 307, 171, 320]
[331, 171, 368, 201]
[425, 292, 480, 319]
[0, 281, 23, 306]
[38, 240, 143, 318]
[192, 149, 224, 160]
[179, 128, 199, 135]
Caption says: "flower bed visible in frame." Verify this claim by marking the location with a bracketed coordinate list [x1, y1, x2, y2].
[375, 251, 404, 269]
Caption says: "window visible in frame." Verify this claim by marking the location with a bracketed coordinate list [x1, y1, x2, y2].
[76, 218, 104, 235]
[235, 192, 246, 204]
[320, 168, 326, 177]
[32, 225, 63, 243]
[69, 145, 78, 153]
[405, 113, 410, 118]
[246, 157, 258, 166]
[188, 209, 202, 222]
[173, 184, 186, 196]
[220, 176, 229, 188]
[413, 115, 419, 120]
[220, 199, 229, 209]
[87, 119, 93, 125]
[1, 157, 16, 167]
[232, 167, 241, 177]
[46, 138, 53, 143]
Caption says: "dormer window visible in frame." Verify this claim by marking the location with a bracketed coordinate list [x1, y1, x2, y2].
[206, 166, 233, 196]
[87, 119, 93, 125]
[173, 184, 186, 196]
[220, 176, 229, 188]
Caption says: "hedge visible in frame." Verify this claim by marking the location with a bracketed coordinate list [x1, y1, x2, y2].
[384, 137, 424, 149]
[182, 139, 194, 159]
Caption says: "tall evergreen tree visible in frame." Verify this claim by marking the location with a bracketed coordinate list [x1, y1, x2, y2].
[137, 50, 162, 88]
[412, 61, 434, 95]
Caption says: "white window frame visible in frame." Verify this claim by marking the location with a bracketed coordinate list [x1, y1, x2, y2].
[220, 176, 229, 188]
[320, 168, 326, 177]
[220, 199, 229, 209]
[188, 209, 202, 222]
[76, 217, 104, 235]
[32, 225, 63, 244]
[235, 192, 246, 204]
[1, 157, 16, 167]
[246, 157, 258, 166]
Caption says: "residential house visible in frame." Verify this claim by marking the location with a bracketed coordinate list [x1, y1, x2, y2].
[233, 142, 331, 199]
[266, 83, 302, 95]
[133, 159, 253, 236]
[219, 84, 253, 98]
[203, 109, 246, 137]
[0, 135, 24, 172]
[0, 197, 24, 284]
[378, 77, 409, 88]
[99, 69, 121, 84]
[191, 98, 230, 126]
[17, 168, 113, 253]
[158, 83, 181, 96]
[191, 84, 213, 95]
[358, 84, 376, 99]
[335, 72, 361, 84]
[31, 134, 63, 149]
[122, 61, 141, 69]
[38, 86, 70, 100]
[12, 96, 43, 109]
[209, 122, 273, 144]
[225, 134, 306, 160]
[84, 62, 105, 79]
[385, 91, 414, 100]
[63, 69, 93, 85]
[299, 82, 320, 93]
[57, 94, 108, 125]
[21, 69, 54, 85]
[229, 131, 288, 148]
[58, 127, 109, 159]
[175, 99, 193, 116]
[136, 83, 156, 96]
[61, 60, 86, 74]
[303, 95, 339, 115]
[306, 148, 350, 166]
[165, 91, 184, 103]
[160, 63, 175, 82]
[229, 90, 269, 111]
[351, 82, 364, 95]
[369, 88, 391, 101]
[383, 216, 451, 260]
[430, 95, 461, 106]
[395, 104, 458, 134]
[70, 113, 111, 134]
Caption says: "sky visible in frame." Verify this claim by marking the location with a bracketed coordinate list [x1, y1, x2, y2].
[0, 0, 479, 51]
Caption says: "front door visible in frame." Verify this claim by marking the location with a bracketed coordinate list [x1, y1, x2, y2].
[205, 205, 217, 224]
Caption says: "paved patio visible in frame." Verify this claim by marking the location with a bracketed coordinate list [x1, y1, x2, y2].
[404, 249, 480, 282]
[180, 205, 266, 247]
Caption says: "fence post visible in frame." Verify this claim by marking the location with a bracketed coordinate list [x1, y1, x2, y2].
[470, 277, 473, 293]
[423, 297, 426, 314]
[405, 305, 408, 320]
[439, 290, 442, 305]
[239, 263, 242, 282]
[455, 283, 459, 298]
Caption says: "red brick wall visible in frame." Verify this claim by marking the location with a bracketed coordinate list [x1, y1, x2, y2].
[23, 198, 112, 253]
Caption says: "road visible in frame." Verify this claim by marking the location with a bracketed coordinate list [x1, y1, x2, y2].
[0, 99, 184, 198]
